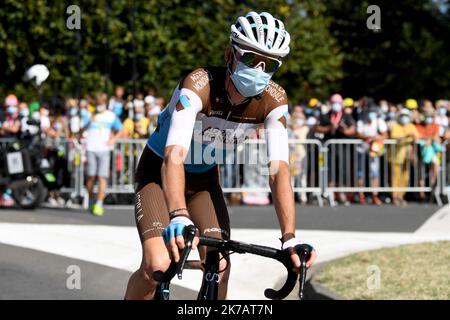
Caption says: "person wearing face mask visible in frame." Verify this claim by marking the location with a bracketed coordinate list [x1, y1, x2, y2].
[0, 94, 21, 207]
[123, 105, 150, 139]
[66, 98, 82, 137]
[356, 106, 388, 205]
[1, 95, 21, 138]
[416, 110, 442, 201]
[405, 98, 421, 125]
[38, 104, 52, 138]
[435, 100, 449, 138]
[125, 11, 317, 300]
[386, 103, 399, 131]
[108, 86, 125, 120]
[19, 102, 38, 138]
[315, 93, 356, 205]
[390, 108, 420, 206]
[82, 92, 124, 217]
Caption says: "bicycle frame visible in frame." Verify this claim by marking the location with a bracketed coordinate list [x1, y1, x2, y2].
[153, 225, 312, 300]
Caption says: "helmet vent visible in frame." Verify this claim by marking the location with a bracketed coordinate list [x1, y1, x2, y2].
[273, 20, 280, 46]
[246, 16, 258, 40]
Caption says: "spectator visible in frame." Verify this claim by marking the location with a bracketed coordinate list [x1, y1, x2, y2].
[405, 98, 420, 125]
[304, 98, 321, 137]
[1, 95, 20, 138]
[356, 105, 388, 205]
[123, 104, 150, 139]
[386, 103, 399, 131]
[416, 109, 442, 201]
[390, 109, 420, 206]
[435, 100, 449, 138]
[0, 94, 20, 207]
[421, 99, 434, 113]
[108, 85, 125, 119]
[144, 87, 156, 109]
[379, 99, 389, 119]
[19, 102, 38, 138]
[48, 110, 69, 140]
[83, 92, 124, 216]
[39, 104, 51, 137]
[67, 98, 82, 137]
[314, 93, 356, 205]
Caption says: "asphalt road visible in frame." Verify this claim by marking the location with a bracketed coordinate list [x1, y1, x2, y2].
[0, 203, 439, 299]
[0, 203, 437, 231]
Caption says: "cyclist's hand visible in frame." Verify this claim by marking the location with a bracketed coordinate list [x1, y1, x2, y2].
[282, 238, 317, 272]
[162, 216, 199, 263]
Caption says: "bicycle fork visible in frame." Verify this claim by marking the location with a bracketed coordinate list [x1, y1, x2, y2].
[197, 249, 221, 300]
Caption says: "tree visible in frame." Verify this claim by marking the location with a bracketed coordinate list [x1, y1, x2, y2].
[0, 0, 343, 105]
[325, 0, 450, 102]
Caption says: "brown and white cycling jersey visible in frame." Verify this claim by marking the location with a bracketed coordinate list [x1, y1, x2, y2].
[147, 67, 289, 172]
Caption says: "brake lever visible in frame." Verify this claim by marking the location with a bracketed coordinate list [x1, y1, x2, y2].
[176, 225, 197, 280]
[297, 244, 313, 300]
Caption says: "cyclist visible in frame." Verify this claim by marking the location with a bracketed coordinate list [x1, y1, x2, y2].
[125, 11, 317, 300]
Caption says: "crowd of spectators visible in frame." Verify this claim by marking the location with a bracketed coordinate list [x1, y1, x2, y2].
[1, 87, 450, 209]
[0, 86, 164, 143]
[286, 94, 450, 206]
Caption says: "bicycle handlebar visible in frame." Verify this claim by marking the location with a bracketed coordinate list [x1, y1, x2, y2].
[153, 225, 313, 300]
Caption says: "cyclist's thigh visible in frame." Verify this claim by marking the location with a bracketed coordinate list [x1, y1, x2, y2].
[134, 146, 169, 243]
[135, 182, 170, 242]
[187, 182, 230, 240]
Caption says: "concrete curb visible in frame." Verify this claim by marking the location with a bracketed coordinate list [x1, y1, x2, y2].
[304, 262, 345, 300]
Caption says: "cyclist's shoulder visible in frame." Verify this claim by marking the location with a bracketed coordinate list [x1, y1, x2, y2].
[257, 80, 288, 117]
[180, 67, 224, 94]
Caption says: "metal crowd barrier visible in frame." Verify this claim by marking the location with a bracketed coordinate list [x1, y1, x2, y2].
[219, 139, 324, 206]
[323, 139, 445, 206]
[1, 137, 447, 207]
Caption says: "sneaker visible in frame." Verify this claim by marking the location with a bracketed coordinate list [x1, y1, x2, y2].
[47, 197, 58, 207]
[56, 197, 66, 206]
[92, 204, 104, 216]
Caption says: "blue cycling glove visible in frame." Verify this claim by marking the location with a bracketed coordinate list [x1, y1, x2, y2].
[162, 216, 194, 244]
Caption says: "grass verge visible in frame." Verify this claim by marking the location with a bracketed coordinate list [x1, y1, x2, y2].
[314, 241, 450, 299]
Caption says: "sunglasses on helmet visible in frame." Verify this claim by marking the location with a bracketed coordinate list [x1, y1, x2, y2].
[232, 45, 282, 74]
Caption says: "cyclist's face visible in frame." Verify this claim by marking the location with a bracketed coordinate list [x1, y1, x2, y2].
[224, 46, 244, 104]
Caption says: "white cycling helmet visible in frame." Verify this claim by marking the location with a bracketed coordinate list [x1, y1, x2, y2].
[230, 11, 290, 58]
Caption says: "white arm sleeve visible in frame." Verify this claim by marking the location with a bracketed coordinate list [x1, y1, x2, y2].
[165, 88, 203, 151]
[264, 104, 289, 164]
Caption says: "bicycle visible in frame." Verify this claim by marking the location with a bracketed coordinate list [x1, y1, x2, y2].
[153, 225, 313, 300]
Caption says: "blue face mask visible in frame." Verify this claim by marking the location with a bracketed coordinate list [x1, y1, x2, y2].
[230, 61, 272, 97]
[134, 113, 144, 121]
[424, 117, 433, 125]
[7, 106, 17, 115]
[304, 108, 313, 115]
[399, 116, 410, 125]
[20, 108, 29, 117]
[388, 112, 396, 119]
[439, 108, 447, 116]
[368, 112, 377, 121]
[69, 108, 78, 117]
[331, 103, 342, 113]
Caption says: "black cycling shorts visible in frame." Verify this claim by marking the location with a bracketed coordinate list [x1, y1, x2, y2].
[134, 146, 230, 243]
